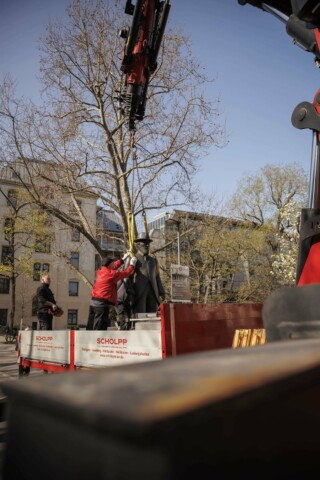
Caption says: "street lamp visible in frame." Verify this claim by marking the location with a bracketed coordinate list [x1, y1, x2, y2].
[167, 215, 181, 265]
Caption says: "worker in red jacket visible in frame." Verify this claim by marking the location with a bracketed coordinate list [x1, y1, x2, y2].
[86, 253, 137, 330]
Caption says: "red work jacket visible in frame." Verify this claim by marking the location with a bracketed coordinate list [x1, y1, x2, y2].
[91, 260, 134, 305]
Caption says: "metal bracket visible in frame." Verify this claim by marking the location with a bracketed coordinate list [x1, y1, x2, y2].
[291, 100, 320, 132]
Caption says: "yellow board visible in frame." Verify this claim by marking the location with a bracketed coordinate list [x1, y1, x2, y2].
[232, 328, 266, 348]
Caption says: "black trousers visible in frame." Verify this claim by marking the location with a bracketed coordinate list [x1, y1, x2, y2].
[115, 302, 132, 330]
[38, 313, 53, 331]
[86, 304, 110, 330]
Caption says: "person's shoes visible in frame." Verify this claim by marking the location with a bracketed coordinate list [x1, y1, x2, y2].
[19, 366, 30, 376]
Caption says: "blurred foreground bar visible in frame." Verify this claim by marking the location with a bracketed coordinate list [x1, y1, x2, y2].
[3, 338, 320, 479]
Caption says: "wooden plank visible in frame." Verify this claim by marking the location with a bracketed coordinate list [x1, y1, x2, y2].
[3, 338, 320, 479]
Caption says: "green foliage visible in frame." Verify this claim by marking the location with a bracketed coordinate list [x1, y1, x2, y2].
[0, 187, 55, 327]
[165, 163, 308, 304]
[228, 163, 308, 295]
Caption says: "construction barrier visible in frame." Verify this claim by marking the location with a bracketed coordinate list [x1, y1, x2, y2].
[18, 302, 264, 373]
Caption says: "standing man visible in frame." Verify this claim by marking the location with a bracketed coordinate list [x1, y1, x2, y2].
[132, 232, 165, 315]
[36, 274, 61, 331]
[86, 254, 137, 330]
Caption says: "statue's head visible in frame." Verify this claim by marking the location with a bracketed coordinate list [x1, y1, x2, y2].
[134, 232, 152, 255]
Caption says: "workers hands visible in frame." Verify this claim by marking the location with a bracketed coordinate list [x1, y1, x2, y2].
[130, 256, 137, 267]
[122, 251, 137, 267]
[49, 305, 63, 317]
[122, 251, 131, 262]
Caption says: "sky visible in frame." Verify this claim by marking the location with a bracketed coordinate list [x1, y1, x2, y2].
[1, 0, 320, 202]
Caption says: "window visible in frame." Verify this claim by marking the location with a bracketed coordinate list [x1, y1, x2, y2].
[71, 228, 80, 242]
[68, 310, 78, 327]
[31, 295, 38, 316]
[69, 281, 79, 296]
[34, 236, 51, 253]
[70, 199, 82, 215]
[70, 252, 79, 269]
[43, 263, 50, 273]
[0, 277, 10, 294]
[4, 218, 14, 241]
[38, 186, 54, 200]
[1, 246, 13, 265]
[7, 189, 17, 207]
[0, 309, 8, 326]
[33, 263, 50, 281]
[33, 263, 41, 281]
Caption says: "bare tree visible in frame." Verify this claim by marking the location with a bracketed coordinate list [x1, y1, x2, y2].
[0, 0, 226, 253]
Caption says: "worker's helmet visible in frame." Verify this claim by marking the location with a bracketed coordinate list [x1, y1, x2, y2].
[102, 258, 114, 267]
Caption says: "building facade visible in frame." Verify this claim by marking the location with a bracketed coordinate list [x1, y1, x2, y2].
[148, 210, 251, 303]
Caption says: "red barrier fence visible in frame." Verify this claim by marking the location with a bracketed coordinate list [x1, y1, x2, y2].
[161, 303, 263, 357]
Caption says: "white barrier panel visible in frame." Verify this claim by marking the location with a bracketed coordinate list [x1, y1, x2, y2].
[74, 330, 162, 367]
[20, 330, 70, 364]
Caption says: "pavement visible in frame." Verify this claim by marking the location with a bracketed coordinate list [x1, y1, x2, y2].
[0, 334, 43, 479]
[0, 335, 19, 479]
[0, 332, 43, 391]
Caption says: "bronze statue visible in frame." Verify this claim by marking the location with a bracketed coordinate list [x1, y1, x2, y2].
[116, 232, 165, 329]
[132, 232, 165, 313]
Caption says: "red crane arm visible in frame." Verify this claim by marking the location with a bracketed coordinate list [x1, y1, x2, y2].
[118, 0, 171, 131]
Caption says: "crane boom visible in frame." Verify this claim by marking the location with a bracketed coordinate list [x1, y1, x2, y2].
[118, 0, 171, 131]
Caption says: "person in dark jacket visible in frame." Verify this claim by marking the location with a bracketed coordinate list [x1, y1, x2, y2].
[36, 274, 61, 331]
[86, 254, 137, 330]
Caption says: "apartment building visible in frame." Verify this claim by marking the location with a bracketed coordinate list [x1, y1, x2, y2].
[148, 210, 251, 303]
